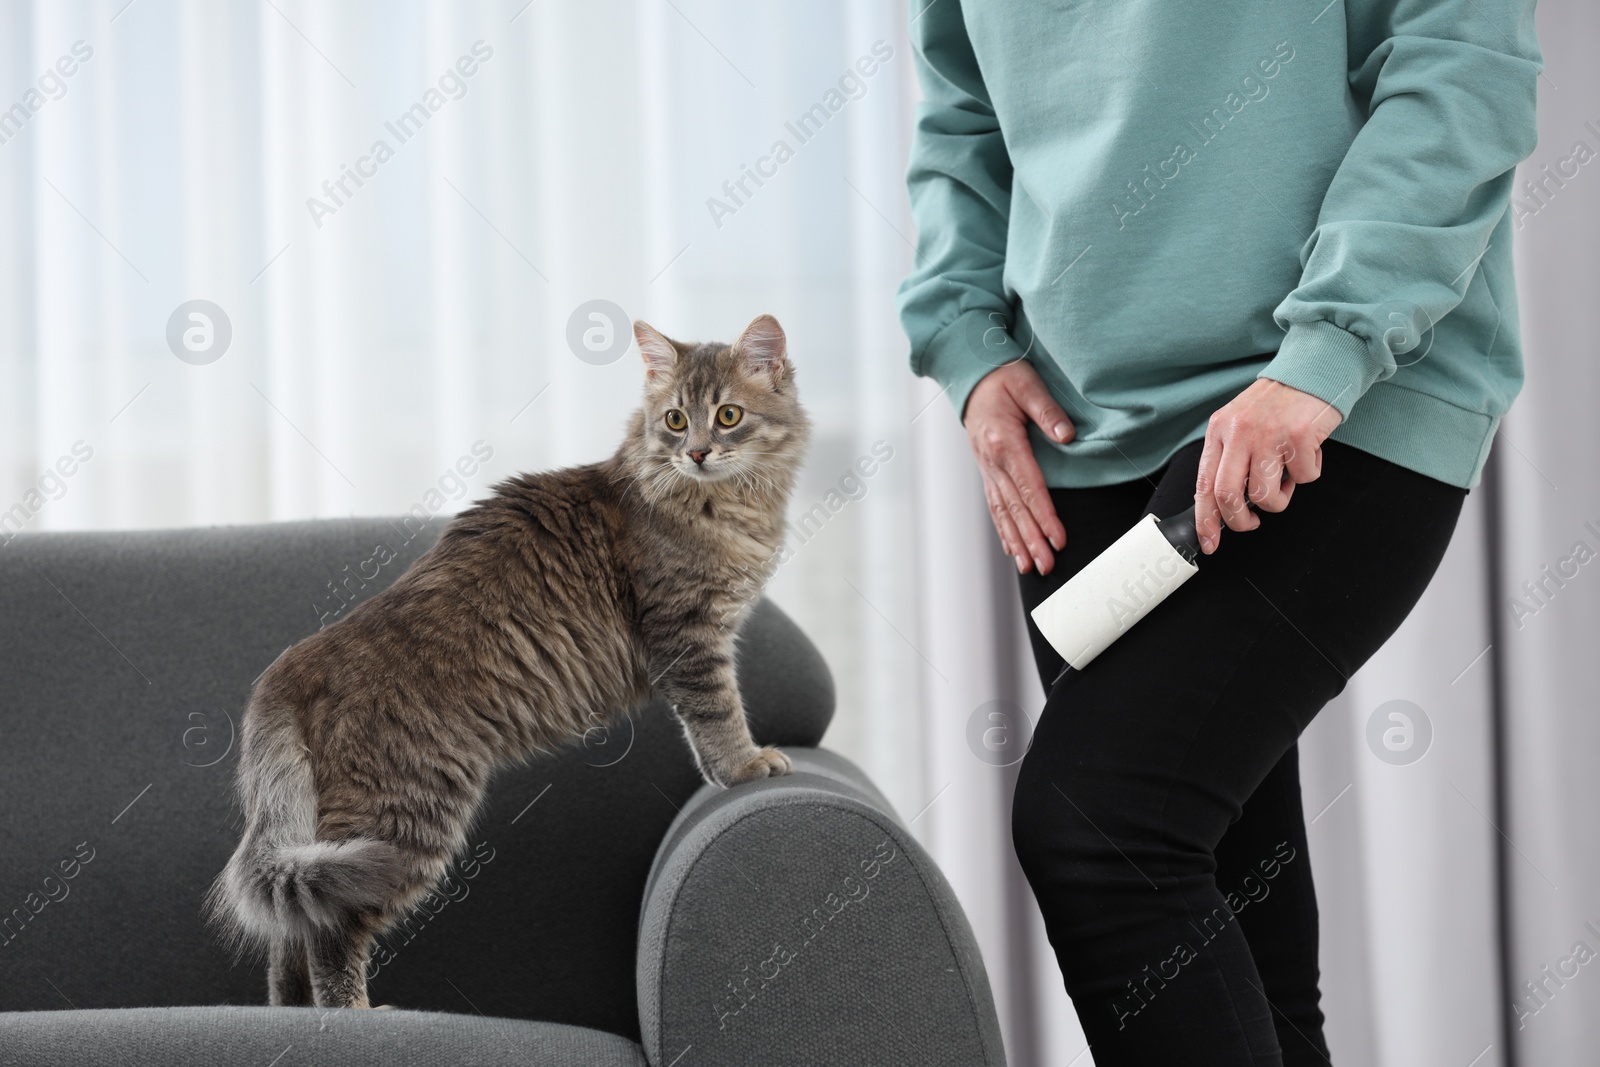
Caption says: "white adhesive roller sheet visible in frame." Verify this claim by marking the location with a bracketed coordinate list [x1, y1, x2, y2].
[1031, 512, 1199, 670]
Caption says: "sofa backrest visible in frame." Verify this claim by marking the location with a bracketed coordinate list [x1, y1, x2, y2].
[0, 518, 833, 1040]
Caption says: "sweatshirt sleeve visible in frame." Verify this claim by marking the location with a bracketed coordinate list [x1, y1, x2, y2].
[1257, 0, 1542, 419]
[895, 0, 1015, 424]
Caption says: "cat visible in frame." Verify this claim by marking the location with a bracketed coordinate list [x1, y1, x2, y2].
[206, 314, 810, 1010]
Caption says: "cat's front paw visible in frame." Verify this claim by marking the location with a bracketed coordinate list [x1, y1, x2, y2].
[718, 746, 793, 786]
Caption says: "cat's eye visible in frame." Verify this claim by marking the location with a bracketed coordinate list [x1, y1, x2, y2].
[716, 405, 743, 428]
[664, 409, 687, 431]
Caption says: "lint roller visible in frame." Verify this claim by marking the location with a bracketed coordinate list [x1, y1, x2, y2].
[1032, 505, 1203, 681]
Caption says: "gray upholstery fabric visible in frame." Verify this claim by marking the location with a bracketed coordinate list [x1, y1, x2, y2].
[0, 1007, 646, 1066]
[0, 519, 833, 1041]
[637, 749, 1008, 1067]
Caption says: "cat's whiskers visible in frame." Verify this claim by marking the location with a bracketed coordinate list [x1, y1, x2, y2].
[730, 466, 758, 500]
[746, 461, 779, 490]
[729, 457, 778, 497]
[642, 462, 683, 509]
[655, 462, 710, 510]
[621, 457, 667, 496]
[621, 457, 677, 511]
[726, 453, 786, 490]
[729, 467, 761, 500]
[626, 456, 665, 504]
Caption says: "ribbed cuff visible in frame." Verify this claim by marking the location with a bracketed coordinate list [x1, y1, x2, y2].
[1257, 319, 1381, 421]
[914, 308, 1014, 424]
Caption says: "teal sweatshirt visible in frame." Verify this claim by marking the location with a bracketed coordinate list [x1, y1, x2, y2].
[897, 0, 1542, 490]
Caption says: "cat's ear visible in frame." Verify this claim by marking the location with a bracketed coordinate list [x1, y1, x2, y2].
[633, 321, 678, 379]
[732, 314, 788, 385]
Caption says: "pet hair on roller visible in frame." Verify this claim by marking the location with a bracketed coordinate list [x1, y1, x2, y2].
[1031, 507, 1201, 672]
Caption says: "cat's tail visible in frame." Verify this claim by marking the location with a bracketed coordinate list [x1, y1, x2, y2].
[204, 701, 407, 955]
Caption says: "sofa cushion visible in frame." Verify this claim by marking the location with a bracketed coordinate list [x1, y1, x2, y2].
[0, 518, 833, 1041]
[0, 1006, 647, 1067]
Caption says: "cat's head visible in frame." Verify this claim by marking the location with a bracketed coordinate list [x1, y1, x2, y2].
[631, 314, 808, 489]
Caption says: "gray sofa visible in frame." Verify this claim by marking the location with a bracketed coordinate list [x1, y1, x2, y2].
[0, 518, 1005, 1066]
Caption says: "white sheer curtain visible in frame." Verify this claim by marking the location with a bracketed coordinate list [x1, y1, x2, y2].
[1499, 1, 1600, 1062]
[2, 3, 1596, 1065]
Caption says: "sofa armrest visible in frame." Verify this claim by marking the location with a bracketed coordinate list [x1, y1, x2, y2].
[636, 749, 1006, 1067]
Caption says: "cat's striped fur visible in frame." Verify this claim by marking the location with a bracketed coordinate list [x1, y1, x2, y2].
[206, 315, 810, 1009]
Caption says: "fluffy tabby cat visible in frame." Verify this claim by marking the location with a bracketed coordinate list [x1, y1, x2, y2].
[207, 314, 809, 1009]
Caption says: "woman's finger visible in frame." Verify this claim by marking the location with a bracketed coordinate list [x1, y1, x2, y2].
[1002, 365, 1071, 548]
[1284, 437, 1322, 484]
[983, 480, 1016, 559]
[989, 461, 1055, 574]
[1194, 430, 1227, 554]
[1007, 366, 1076, 445]
[999, 441, 1065, 551]
[983, 477, 1026, 570]
[1247, 443, 1293, 513]
[1269, 477, 1295, 512]
[1210, 424, 1259, 535]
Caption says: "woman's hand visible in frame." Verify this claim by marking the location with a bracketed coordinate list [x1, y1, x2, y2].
[1194, 378, 1343, 555]
[964, 361, 1075, 575]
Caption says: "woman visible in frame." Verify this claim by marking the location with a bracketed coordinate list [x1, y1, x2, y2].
[896, 0, 1541, 1062]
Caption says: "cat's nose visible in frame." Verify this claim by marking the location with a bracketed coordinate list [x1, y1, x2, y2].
[689, 449, 710, 465]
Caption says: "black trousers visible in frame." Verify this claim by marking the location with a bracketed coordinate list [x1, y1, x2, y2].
[1012, 437, 1467, 1066]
